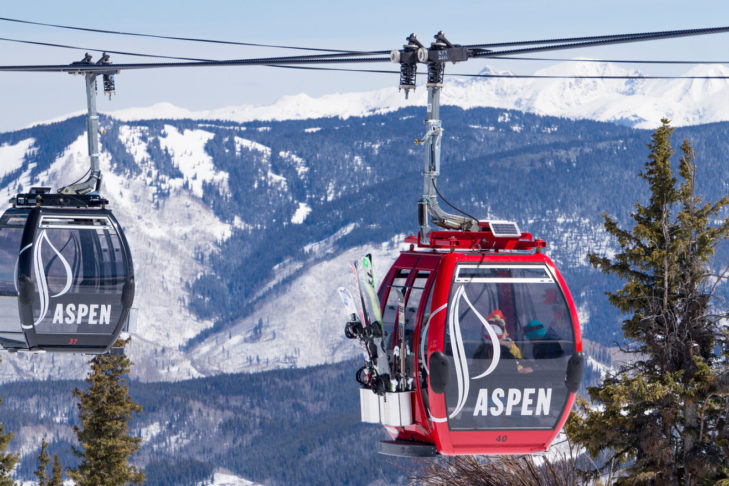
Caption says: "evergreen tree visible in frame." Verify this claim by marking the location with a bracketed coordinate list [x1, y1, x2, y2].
[69, 338, 145, 486]
[566, 120, 729, 485]
[34, 437, 49, 486]
[0, 413, 16, 486]
[48, 454, 62, 486]
[0, 360, 18, 486]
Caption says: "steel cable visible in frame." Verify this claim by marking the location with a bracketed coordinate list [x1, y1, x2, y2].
[0, 16, 384, 54]
[471, 27, 729, 58]
[465, 25, 729, 49]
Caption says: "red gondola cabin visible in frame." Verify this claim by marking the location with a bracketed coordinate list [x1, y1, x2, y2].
[359, 223, 584, 457]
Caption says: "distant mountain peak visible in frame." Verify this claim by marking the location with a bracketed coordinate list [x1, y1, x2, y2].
[103, 61, 729, 130]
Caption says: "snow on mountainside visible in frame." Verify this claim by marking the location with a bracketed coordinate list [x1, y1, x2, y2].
[109, 62, 729, 129]
[0, 110, 623, 384]
[3, 61, 729, 384]
[0, 130, 232, 382]
[0, 121, 397, 382]
[188, 238, 402, 375]
[197, 471, 261, 486]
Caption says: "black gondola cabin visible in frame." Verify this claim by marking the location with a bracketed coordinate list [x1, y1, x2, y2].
[0, 189, 134, 353]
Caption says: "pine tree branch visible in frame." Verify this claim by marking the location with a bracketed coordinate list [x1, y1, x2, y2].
[705, 265, 729, 296]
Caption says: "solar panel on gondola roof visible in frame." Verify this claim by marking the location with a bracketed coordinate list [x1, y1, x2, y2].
[487, 221, 521, 238]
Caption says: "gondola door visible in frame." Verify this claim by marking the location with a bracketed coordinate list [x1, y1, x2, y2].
[373, 251, 442, 455]
[0, 209, 31, 349]
[378, 252, 441, 444]
[17, 207, 134, 353]
[407, 255, 440, 441]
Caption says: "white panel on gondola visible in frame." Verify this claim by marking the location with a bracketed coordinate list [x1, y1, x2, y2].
[486, 220, 521, 238]
[455, 265, 555, 284]
[39, 215, 114, 230]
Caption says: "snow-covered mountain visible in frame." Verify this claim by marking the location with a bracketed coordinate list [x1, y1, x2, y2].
[197, 470, 260, 486]
[0, 130, 228, 382]
[107, 62, 729, 130]
[0, 118, 411, 383]
[5, 68, 729, 485]
[3, 61, 729, 384]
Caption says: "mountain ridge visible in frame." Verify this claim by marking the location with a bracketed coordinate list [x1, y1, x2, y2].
[1, 99, 729, 384]
[97, 61, 729, 130]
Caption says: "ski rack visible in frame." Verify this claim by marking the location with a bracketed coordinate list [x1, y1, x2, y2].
[11, 187, 109, 208]
[404, 229, 546, 252]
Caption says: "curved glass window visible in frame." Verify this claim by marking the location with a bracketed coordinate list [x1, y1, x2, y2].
[0, 211, 28, 333]
[28, 215, 128, 335]
[417, 276, 435, 417]
[383, 268, 409, 349]
[443, 264, 575, 431]
[382, 268, 432, 391]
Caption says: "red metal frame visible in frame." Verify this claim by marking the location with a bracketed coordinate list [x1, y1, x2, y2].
[378, 230, 582, 455]
[404, 230, 546, 252]
[378, 252, 441, 445]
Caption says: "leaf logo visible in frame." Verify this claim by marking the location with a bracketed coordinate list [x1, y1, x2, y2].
[23, 230, 73, 329]
[448, 285, 501, 419]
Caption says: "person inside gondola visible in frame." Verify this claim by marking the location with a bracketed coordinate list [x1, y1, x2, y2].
[524, 319, 564, 360]
[473, 309, 532, 374]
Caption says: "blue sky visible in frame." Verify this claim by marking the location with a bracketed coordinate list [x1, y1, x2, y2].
[1, 1, 729, 131]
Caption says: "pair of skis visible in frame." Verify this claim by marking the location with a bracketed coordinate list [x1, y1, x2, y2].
[338, 254, 392, 395]
[394, 289, 409, 391]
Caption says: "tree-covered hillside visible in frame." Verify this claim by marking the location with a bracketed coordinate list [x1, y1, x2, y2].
[5, 108, 729, 356]
[0, 361, 415, 485]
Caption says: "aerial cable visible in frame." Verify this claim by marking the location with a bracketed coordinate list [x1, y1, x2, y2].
[0, 35, 387, 65]
[0, 36, 216, 62]
[3, 33, 726, 69]
[11, 17, 728, 58]
[256, 65, 729, 80]
[471, 26, 729, 58]
[0, 25, 728, 75]
[490, 56, 729, 65]
[464, 25, 729, 49]
[0, 55, 392, 73]
[447, 73, 729, 80]
[5, 57, 729, 80]
[1, 18, 727, 61]
[272, 65, 400, 75]
[0, 16, 385, 55]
